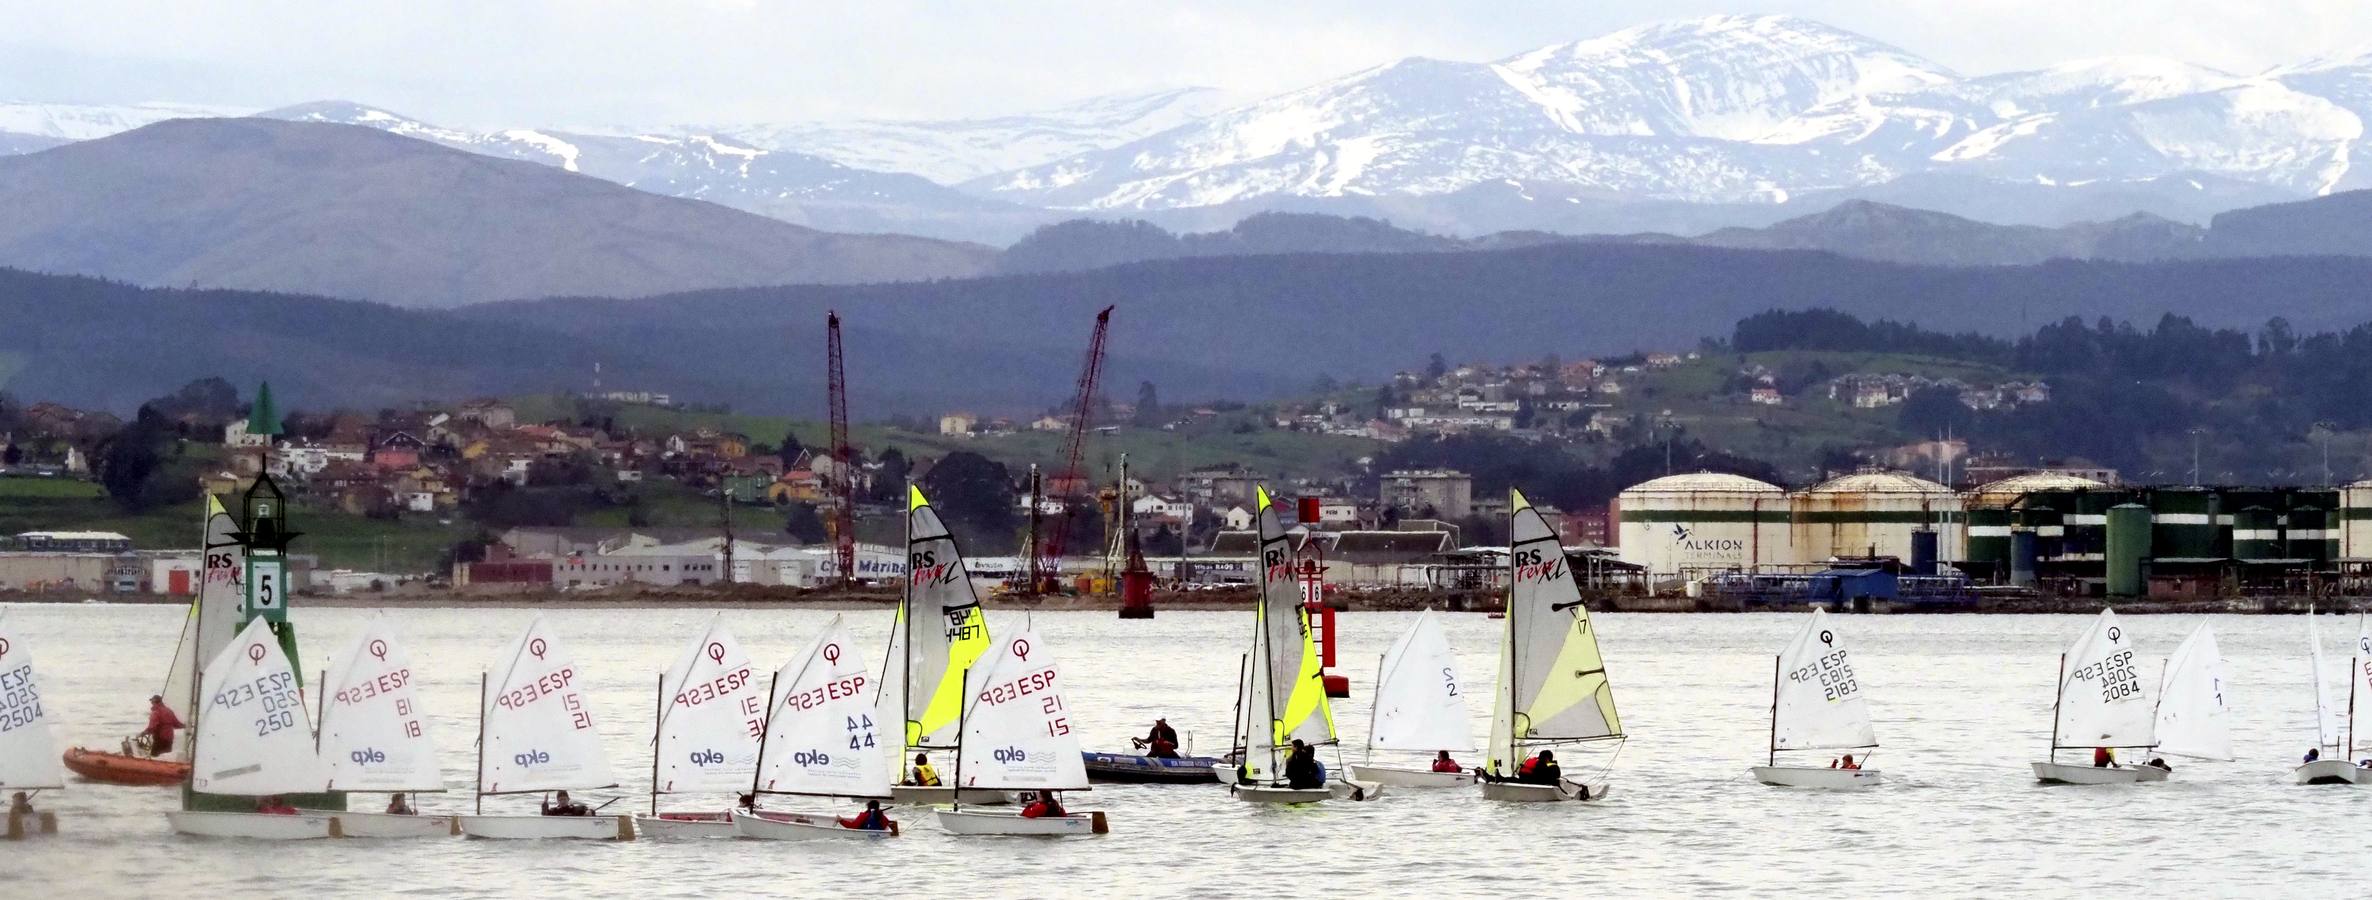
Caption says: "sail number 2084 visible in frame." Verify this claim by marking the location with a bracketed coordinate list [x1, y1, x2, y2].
[2070, 650, 2142, 702]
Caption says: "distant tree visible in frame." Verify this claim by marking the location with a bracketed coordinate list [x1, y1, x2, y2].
[1425, 353, 1448, 383]
[1371, 384, 1396, 417]
[96, 405, 168, 512]
[1133, 381, 1162, 427]
[1898, 387, 1976, 436]
[868, 447, 911, 504]
[1145, 524, 1185, 556]
[778, 429, 806, 468]
[783, 502, 830, 543]
[919, 451, 1020, 551]
[1, 442, 18, 466]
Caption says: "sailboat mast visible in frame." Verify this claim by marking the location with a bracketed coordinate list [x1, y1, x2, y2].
[900, 489, 914, 754]
[474, 673, 487, 815]
[2047, 652, 2066, 763]
[1767, 655, 1780, 768]
[649, 672, 663, 815]
[951, 665, 969, 811]
[1229, 652, 1247, 762]
[748, 670, 779, 802]
[1503, 537, 1521, 766]
[1365, 652, 1383, 765]
[2348, 660, 2358, 757]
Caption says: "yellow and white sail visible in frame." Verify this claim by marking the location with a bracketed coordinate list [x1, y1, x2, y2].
[1243, 487, 1338, 783]
[901, 485, 989, 749]
[1487, 489, 1622, 776]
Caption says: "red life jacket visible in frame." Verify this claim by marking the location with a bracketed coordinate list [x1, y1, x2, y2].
[1518, 757, 1540, 778]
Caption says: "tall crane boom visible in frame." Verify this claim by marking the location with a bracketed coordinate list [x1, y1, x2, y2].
[826, 311, 855, 587]
[1043, 306, 1114, 565]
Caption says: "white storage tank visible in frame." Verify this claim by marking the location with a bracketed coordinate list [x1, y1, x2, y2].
[2342, 479, 2372, 559]
[1615, 472, 1793, 581]
[1795, 470, 1964, 566]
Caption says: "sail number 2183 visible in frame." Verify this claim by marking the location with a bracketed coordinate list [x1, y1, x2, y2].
[1787, 649, 1859, 702]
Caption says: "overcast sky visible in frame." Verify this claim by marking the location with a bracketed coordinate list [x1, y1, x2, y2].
[2, 0, 2364, 127]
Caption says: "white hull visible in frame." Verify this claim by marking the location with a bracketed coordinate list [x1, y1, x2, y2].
[167, 811, 338, 840]
[1480, 780, 1610, 803]
[1330, 779, 1384, 801]
[457, 814, 634, 840]
[1751, 766, 1883, 790]
[2030, 762, 2169, 784]
[730, 809, 899, 840]
[310, 810, 457, 838]
[1347, 765, 1471, 788]
[1212, 765, 1239, 786]
[1232, 784, 1332, 804]
[935, 808, 1108, 836]
[632, 812, 738, 838]
[890, 785, 1011, 805]
[2293, 759, 2370, 785]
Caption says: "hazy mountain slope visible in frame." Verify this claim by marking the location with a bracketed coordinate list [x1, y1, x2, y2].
[709, 87, 1239, 184]
[0, 118, 994, 307]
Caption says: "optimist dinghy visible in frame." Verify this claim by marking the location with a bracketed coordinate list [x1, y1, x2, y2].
[168, 617, 337, 839]
[312, 617, 456, 837]
[1347, 610, 1475, 788]
[2293, 614, 2369, 785]
[455, 617, 632, 840]
[2031, 609, 2168, 785]
[738, 615, 900, 840]
[1750, 608, 1882, 789]
[1, 615, 65, 839]
[936, 630, 1109, 835]
[635, 616, 763, 838]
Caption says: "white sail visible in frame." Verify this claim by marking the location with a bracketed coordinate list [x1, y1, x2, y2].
[1490, 491, 1620, 774]
[161, 495, 243, 762]
[954, 630, 1088, 791]
[2153, 622, 2231, 761]
[0, 614, 65, 790]
[754, 615, 890, 799]
[654, 617, 763, 794]
[1369, 610, 1473, 753]
[2349, 620, 2371, 755]
[903, 486, 989, 750]
[320, 617, 444, 792]
[2051, 608, 2154, 749]
[2310, 614, 2341, 750]
[191, 617, 328, 795]
[478, 616, 615, 794]
[1242, 488, 1336, 783]
[1772, 608, 1878, 752]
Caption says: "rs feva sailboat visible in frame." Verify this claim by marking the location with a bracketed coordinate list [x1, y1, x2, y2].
[889, 485, 1006, 805]
[2293, 614, 2369, 785]
[1231, 487, 1380, 803]
[936, 630, 1110, 835]
[167, 617, 338, 839]
[634, 616, 763, 837]
[456, 616, 632, 840]
[1, 613, 64, 840]
[734, 614, 901, 840]
[1750, 608, 1882, 789]
[1481, 489, 1623, 803]
[310, 616, 455, 837]
[2032, 608, 2167, 784]
[63, 495, 237, 787]
[1347, 609, 1476, 788]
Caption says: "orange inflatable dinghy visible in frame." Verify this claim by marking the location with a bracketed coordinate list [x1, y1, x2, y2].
[61, 747, 190, 786]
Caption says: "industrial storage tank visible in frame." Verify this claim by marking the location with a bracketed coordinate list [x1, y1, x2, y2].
[1614, 472, 1793, 581]
[2151, 488, 2224, 559]
[2342, 480, 2372, 558]
[1967, 472, 2108, 510]
[1793, 470, 1964, 566]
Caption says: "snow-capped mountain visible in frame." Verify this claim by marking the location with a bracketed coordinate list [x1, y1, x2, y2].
[975, 15, 2372, 227]
[0, 99, 253, 140]
[257, 101, 1046, 243]
[700, 87, 1239, 185]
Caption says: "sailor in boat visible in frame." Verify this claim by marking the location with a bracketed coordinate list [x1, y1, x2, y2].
[838, 801, 894, 831]
[140, 695, 185, 757]
[541, 791, 593, 817]
[7, 792, 33, 831]
[1020, 791, 1068, 819]
[1134, 719, 1182, 759]
[385, 793, 415, 815]
[1518, 750, 1562, 786]
[2146, 757, 2172, 772]
[1284, 740, 1324, 790]
[255, 796, 299, 816]
[1429, 751, 1463, 774]
[1829, 754, 1861, 770]
[907, 753, 943, 787]
[2304, 748, 2321, 764]
[2092, 747, 2115, 768]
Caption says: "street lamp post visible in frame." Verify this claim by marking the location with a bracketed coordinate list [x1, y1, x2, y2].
[2188, 427, 2208, 485]
[2313, 421, 2338, 486]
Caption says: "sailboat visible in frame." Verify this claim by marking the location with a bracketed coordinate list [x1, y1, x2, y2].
[889, 485, 1005, 805]
[313, 617, 454, 837]
[167, 617, 339, 839]
[1, 614, 64, 840]
[2293, 614, 2365, 784]
[63, 496, 239, 786]
[1481, 490, 1623, 802]
[1750, 608, 1881, 789]
[456, 616, 631, 840]
[1347, 609, 1475, 788]
[2152, 622, 2232, 769]
[1231, 487, 1378, 803]
[2031, 608, 2166, 784]
[937, 630, 1109, 835]
[634, 616, 763, 837]
[734, 614, 900, 839]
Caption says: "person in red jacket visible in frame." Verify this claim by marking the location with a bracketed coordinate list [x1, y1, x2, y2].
[1020, 792, 1068, 819]
[143, 695, 185, 757]
[1429, 751, 1464, 773]
[838, 800, 893, 831]
[2092, 746, 2116, 768]
[255, 796, 298, 816]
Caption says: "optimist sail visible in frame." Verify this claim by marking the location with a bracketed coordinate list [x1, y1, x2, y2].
[1369, 610, 1473, 753]
[955, 630, 1088, 791]
[2351, 620, 2372, 755]
[902, 486, 989, 750]
[478, 616, 615, 795]
[1489, 490, 1621, 775]
[753, 615, 889, 799]
[654, 617, 763, 794]
[0, 614, 65, 790]
[2310, 613, 2341, 751]
[2052, 608, 2154, 749]
[1771, 608, 1878, 753]
[320, 617, 444, 792]
[2153, 622, 2231, 761]
[1244, 488, 1338, 784]
[191, 617, 328, 795]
